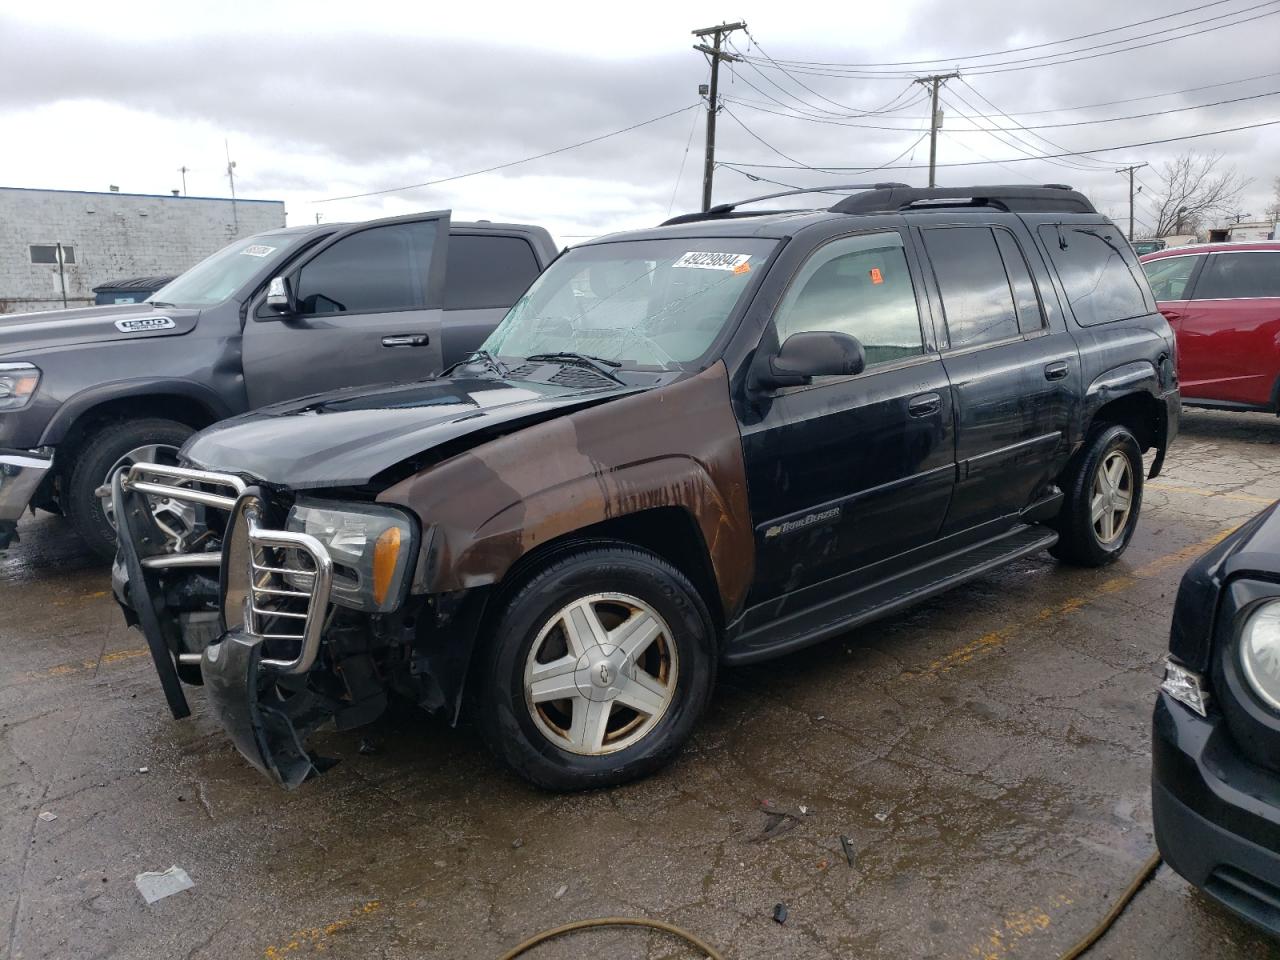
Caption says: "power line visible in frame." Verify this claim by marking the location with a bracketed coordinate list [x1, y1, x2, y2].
[938, 90, 1106, 174]
[717, 116, 1280, 171]
[954, 78, 1115, 170]
[735, 2, 1280, 78]
[314, 104, 699, 203]
[666, 106, 702, 218]
[733, 0, 1242, 69]
[976, 68, 1280, 117]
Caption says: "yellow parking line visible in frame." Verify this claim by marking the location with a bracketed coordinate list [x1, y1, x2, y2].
[1147, 481, 1275, 506]
[968, 893, 1074, 960]
[263, 901, 382, 959]
[915, 525, 1237, 679]
[43, 647, 149, 677]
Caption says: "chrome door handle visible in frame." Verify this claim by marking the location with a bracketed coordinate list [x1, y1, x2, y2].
[381, 334, 430, 347]
[908, 393, 941, 417]
[1044, 361, 1069, 381]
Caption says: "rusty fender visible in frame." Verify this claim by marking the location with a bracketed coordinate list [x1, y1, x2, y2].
[377, 361, 754, 617]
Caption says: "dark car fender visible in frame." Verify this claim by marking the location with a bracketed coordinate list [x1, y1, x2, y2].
[1083, 359, 1179, 479]
[38, 377, 235, 446]
[377, 362, 754, 720]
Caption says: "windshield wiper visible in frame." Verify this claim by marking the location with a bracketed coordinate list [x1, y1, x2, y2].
[525, 352, 624, 383]
[438, 348, 510, 379]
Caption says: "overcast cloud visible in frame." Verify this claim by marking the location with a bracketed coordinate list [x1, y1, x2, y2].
[1, 0, 1277, 242]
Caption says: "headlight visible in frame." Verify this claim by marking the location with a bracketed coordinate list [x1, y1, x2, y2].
[1240, 599, 1280, 711]
[0, 363, 40, 411]
[285, 499, 415, 612]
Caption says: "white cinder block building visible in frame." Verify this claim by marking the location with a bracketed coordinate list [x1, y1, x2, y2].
[0, 187, 286, 314]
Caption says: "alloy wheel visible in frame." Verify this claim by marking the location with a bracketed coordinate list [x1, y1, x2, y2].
[1090, 450, 1133, 545]
[523, 592, 679, 756]
[98, 443, 195, 550]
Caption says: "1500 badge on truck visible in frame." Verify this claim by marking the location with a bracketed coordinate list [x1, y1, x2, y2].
[113, 184, 1179, 791]
[0, 212, 557, 557]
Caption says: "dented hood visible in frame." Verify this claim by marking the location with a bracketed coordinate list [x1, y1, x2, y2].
[182, 375, 644, 489]
[0, 301, 198, 357]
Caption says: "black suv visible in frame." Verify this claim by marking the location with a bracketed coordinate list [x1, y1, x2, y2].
[114, 184, 1179, 791]
[1155, 503, 1280, 935]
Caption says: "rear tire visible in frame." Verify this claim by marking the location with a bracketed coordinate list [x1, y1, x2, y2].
[66, 418, 194, 561]
[476, 542, 716, 791]
[1050, 423, 1143, 567]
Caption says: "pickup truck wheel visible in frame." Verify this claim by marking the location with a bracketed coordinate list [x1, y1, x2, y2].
[67, 419, 194, 561]
[1050, 423, 1143, 567]
[477, 543, 716, 791]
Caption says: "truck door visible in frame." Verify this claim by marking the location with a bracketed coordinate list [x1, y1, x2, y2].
[242, 213, 450, 407]
[740, 228, 955, 605]
[916, 221, 1080, 535]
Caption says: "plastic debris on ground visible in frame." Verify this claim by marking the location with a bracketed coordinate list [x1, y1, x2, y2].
[38, 811, 57, 822]
[839, 835, 856, 867]
[554, 884, 568, 900]
[772, 903, 788, 924]
[134, 866, 195, 904]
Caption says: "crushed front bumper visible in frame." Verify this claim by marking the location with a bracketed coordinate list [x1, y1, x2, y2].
[1152, 692, 1280, 934]
[113, 462, 341, 789]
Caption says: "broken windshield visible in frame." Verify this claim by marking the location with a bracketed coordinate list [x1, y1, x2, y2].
[483, 237, 777, 370]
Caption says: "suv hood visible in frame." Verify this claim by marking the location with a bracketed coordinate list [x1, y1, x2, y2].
[182, 374, 645, 489]
[0, 301, 199, 357]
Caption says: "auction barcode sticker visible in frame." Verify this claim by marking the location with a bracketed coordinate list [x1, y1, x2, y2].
[673, 251, 752, 271]
[240, 244, 277, 258]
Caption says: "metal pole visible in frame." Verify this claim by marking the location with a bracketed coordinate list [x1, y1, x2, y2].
[1115, 163, 1147, 240]
[915, 72, 959, 189]
[694, 22, 745, 213]
[55, 243, 67, 309]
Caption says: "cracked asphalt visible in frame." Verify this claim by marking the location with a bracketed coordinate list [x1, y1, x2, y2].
[4, 408, 1280, 959]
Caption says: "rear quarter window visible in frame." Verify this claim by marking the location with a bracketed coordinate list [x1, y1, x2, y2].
[1037, 223, 1150, 326]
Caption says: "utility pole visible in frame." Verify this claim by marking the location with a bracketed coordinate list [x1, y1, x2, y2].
[1115, 163, 1148, 240]
[224, 140, 239, 233]
[915, 72, 960, 188]
[693, 21, 746, 212]
[177, 165, 190, 196]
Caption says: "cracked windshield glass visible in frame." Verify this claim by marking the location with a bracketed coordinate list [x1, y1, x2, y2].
[483, 237, 777, 369]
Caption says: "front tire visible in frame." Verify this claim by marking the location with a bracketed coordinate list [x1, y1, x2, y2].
[1050, 423, 1143, 567]
[476, 543, 716, 791]
[66, 418, 194, 561]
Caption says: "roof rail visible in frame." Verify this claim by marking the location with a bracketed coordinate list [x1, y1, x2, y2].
[829, 184, 1095, 215]
[662, 182, 910, 226]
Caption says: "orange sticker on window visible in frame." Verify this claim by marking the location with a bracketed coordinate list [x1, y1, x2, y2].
[733, 261, 751, 275]
[869, 267, 884, 284]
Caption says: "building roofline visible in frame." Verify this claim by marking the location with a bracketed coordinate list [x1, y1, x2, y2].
[0, 185, 284, 205]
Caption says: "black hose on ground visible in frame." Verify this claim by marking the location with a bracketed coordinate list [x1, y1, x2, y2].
[498, 851, 1163, 959]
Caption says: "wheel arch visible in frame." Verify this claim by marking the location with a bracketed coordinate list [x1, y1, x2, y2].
[1082, 360, 1173, 477]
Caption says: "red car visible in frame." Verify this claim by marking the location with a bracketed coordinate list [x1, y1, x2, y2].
[1141, 241, 1280, 412]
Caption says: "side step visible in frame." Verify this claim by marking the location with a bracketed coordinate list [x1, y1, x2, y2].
[725, 524, 1058, 665]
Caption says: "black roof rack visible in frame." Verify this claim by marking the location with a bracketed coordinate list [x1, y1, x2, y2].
[828, 184, 1095, 215]
[661, 182, 910, 226]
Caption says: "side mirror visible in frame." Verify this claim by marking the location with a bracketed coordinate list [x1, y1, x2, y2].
[265, 276, 294, 313]
[753, 331, 865, 390]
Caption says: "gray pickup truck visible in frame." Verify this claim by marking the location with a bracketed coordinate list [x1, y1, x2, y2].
[0, 211, 557, 557]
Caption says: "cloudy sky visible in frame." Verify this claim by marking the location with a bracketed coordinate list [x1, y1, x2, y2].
[1, 0, 1278, 243]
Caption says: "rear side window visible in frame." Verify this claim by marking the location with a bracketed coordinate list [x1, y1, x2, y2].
[922, 226, 1020, 349]
[1142, 255, 1204, 301]
[1193, 252, 1280, 300]
[1037, 223, 1148, 325]
[445, 235, 541, 310]
[296, 221, 435, 315]
[993, 229, 1045, 333]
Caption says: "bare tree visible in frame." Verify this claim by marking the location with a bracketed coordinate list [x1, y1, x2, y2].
[1148, 151, 1250, 236]
[1267, 176, 1280, 221]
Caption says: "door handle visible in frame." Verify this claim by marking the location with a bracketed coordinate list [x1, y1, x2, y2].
[908, 393, 942, 417]
[381, 334, 430, 347]
[1159, 309, 1184, 323]
[1044, 361, 1070, 382]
